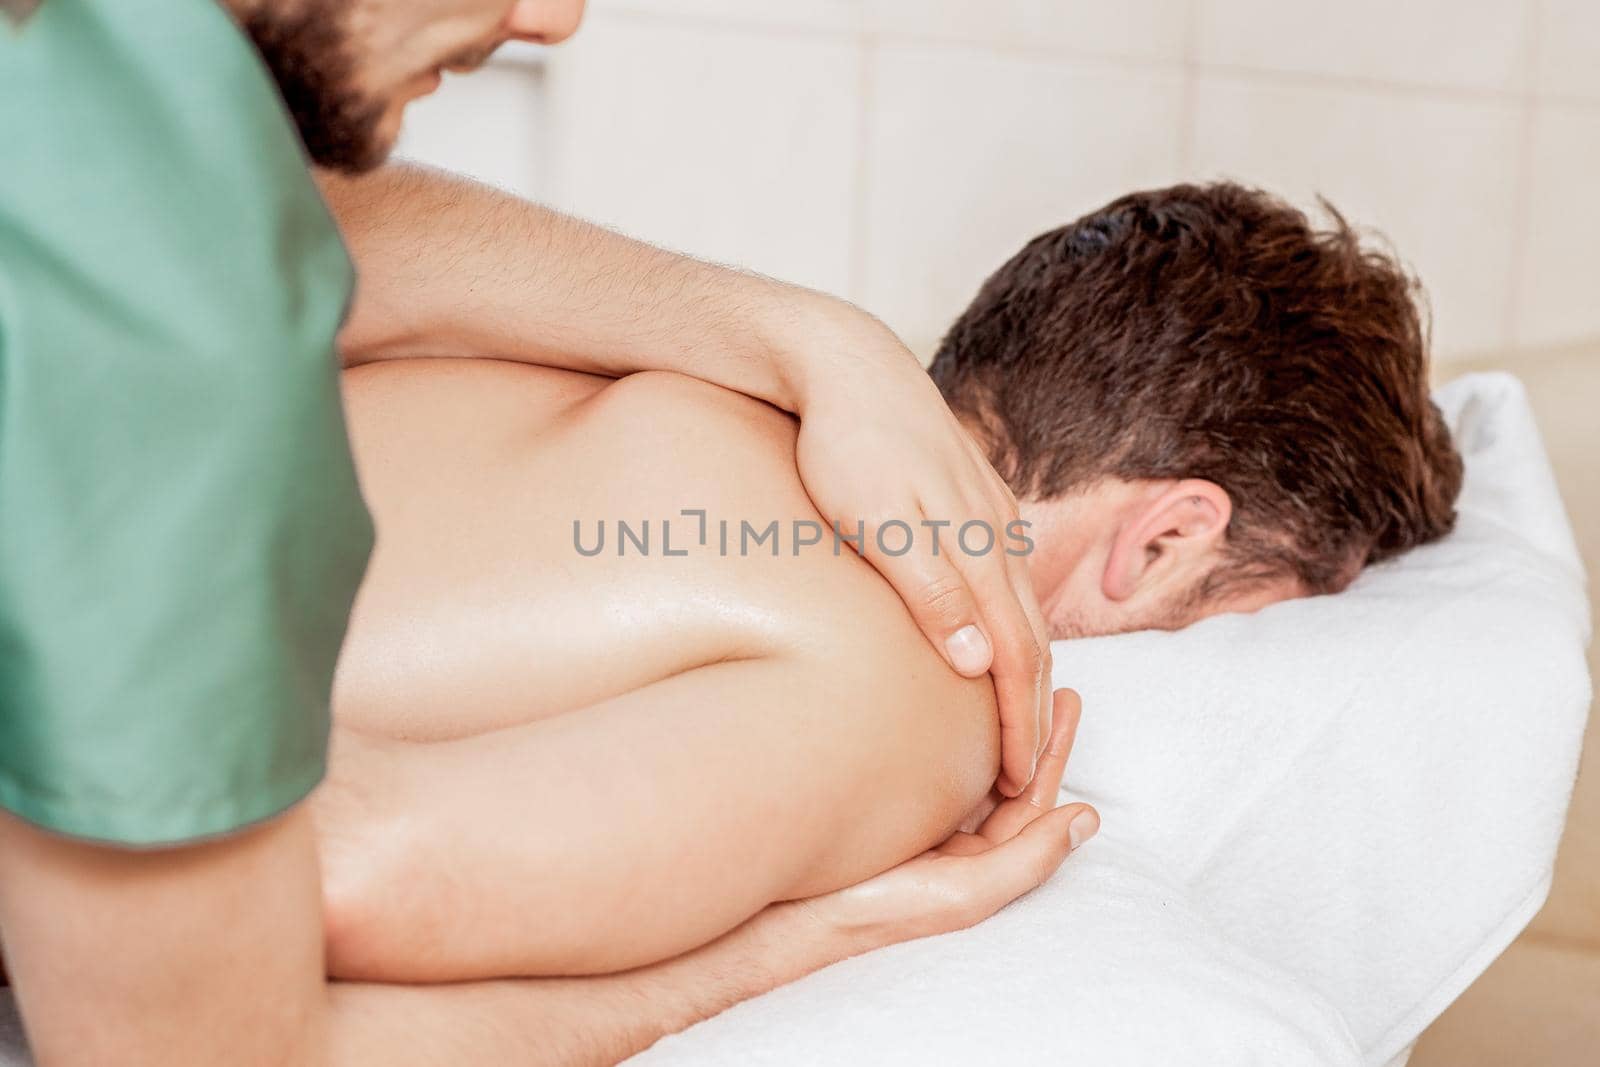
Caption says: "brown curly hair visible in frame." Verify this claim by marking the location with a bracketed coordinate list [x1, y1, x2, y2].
[929, 182, 1463, 596]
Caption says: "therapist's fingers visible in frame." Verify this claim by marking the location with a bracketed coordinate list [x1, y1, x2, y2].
[977, 449, 1054, 773]
[856, 483, 1044, 797]
[960, 542, 1048, 798]
[933, 472, 1046, 780]
[962, 457, 1054, 794]
[947, 689, 1082, 850]
[855, 508, 987, 675]
[1007, 535, 1055, 767]
[944, 802, 1100, 910]
[975, 690, 1082, 844]
[1027, 689, 1081, 802]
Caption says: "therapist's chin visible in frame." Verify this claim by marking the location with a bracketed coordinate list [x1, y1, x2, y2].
[366, 103, 416, 166]
[393, 68, 446, 110]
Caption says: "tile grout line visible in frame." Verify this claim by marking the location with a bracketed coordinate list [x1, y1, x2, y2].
[597, 9, 1186, 74]
[1196, 62, 1528, 108]
[596, 8, 1600, 115]
[596, 6, 859, 44]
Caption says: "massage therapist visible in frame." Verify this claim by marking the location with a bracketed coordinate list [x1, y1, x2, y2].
[0, 2, 1083, 1062]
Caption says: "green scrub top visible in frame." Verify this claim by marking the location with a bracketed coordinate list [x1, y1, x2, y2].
[0, 0, 374, 845]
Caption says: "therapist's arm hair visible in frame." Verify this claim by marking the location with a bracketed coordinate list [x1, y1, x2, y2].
[316, 164, 873, 415]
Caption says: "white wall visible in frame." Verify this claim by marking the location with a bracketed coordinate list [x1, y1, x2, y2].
[402, 0, 1600, 367]
[398, 42, 549, 202]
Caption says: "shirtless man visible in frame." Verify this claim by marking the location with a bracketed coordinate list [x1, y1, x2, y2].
[311, 180, 1464, 985]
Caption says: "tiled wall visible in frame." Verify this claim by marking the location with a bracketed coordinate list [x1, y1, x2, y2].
[475, 0, 1600, 366]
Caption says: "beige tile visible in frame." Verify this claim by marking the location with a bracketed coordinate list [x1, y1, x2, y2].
[859, 44, 1186, 357]
[1195, 0, 1529, 93]
[1411, 936, 1600, 1067]
[596, 0, 861, 32]
[542, 14, 861, 297]
[1531, 645, 1600, 945]
[1421, 354, 1600, 1065]
[1537, 0, 1600, 102]
[1488, 346, 1600, 945]
[864, 0, 1189, 63]
[1190, 75, 1523, 363]
[1516, 108, 1600, 350]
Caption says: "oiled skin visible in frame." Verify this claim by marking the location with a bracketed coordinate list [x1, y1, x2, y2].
[321, 358, 1000, 981]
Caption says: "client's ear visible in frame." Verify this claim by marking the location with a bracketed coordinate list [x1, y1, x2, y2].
[1102, 480, 1232, 602]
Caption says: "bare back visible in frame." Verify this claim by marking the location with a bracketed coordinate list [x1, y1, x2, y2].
[323, 359, 1000, 979]
[336, 358, 969, 741]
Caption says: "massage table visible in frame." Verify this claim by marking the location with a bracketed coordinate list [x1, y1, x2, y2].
[0, 372, 1589, 1065]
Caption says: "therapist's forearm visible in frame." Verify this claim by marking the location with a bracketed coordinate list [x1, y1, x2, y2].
[329, 902, 828, 1066]
[317, 164, 874, 413]
[0, 804, 850, 1067]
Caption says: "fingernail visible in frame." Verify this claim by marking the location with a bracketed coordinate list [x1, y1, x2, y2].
[1068, 809, 1099, 850]
[944, 625, 990, 675]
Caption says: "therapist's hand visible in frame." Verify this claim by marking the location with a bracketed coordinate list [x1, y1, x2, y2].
[788, 305, 1052, 797]
[324, 167, 1049, 793]
[792, 690, 1096, 948]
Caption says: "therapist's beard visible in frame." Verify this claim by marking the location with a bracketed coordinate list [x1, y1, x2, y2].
[243, 8, 389, 173]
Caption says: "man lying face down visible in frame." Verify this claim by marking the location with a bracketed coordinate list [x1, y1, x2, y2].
[311, 180, 1465, 993]
[931, 181, 1464, 638]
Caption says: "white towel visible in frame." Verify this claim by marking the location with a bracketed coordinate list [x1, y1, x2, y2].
[635, 838, 1366, 1065]
[632, 372, 1591, 1066]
